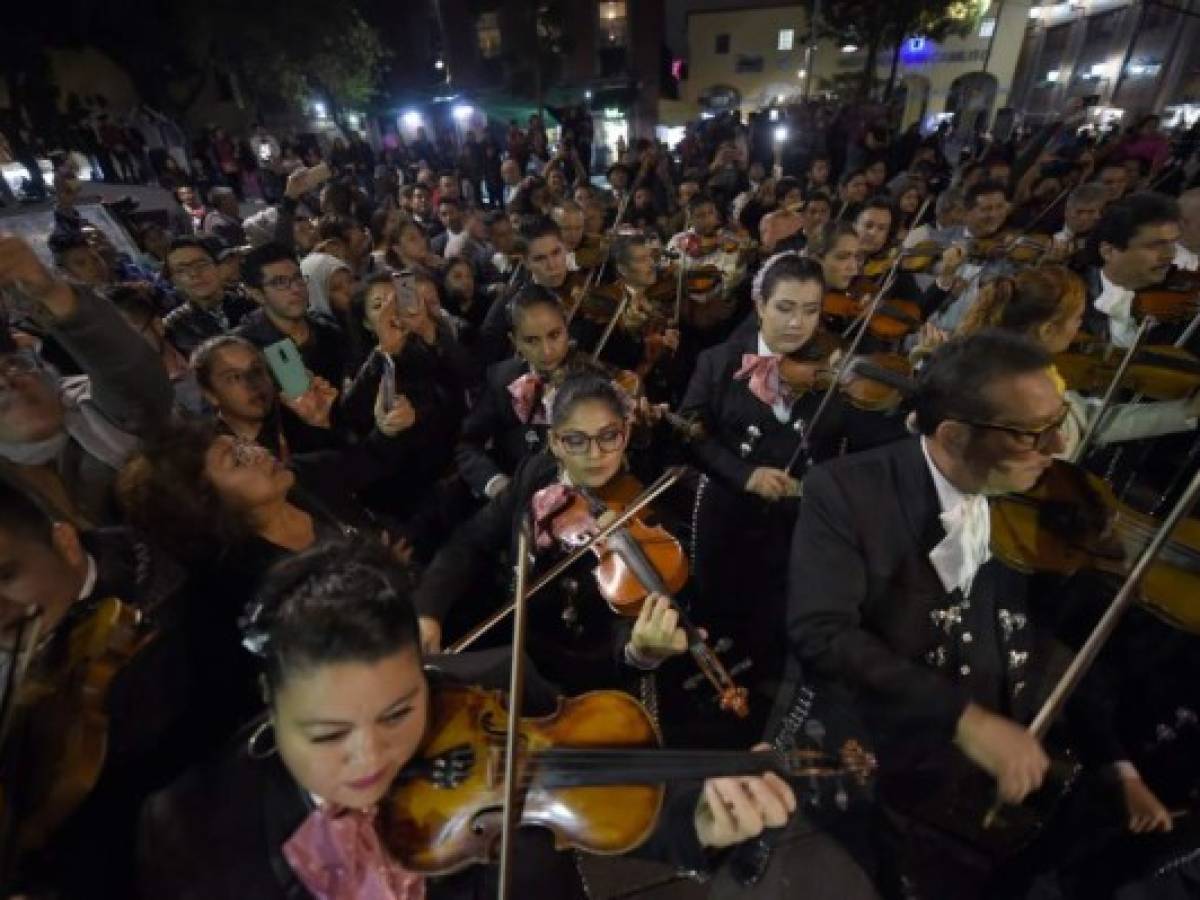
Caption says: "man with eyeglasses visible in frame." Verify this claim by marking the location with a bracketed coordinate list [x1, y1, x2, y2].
[234, 242, 347, 388]
[787, 331, 1087, 896]
[0, 233, 172, 525]
[163, 236, 256, 358]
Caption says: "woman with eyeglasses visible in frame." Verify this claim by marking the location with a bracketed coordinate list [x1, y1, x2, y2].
[955, 265, 1200, 460]
[415, 371, 743, 744]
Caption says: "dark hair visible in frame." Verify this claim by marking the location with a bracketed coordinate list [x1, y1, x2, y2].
[437, 196, 461, 209]
[965, 179, 1010, 209]
[317, 214, 358, 243]
[116, 420, 255, 562]
[106, 283, 159, 327]
[241, 241, 297, 288]
[47, 230, 90, 261]
[912, 330, 1051, 435]
[687, 191, 718, 213]
[519, 216, 562, 247]
[857, 196, 896, 223]
[806, 221, 858, 258]
[244, 540, 419, 694]
[1094, 191, 1180, 251]
[612, 233, 650, 270]
[508, 283, 565, 332]
[320, 180, 354, 216]
[805, 190, 833, 208]
[775, 177, 803, 200]
[549, 371, 627, 426]
[838, 168, 866, 188]
[190, 334, 261, 390]
[0, 475, 56, 546]
[753, 253, 824, 305]
[165, 236, 217, 276]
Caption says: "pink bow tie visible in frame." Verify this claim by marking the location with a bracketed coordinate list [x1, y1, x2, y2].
[734, 353, 791, 407]
[530, 482, 596, 550]
[283, 805, 425, 900]
[508, 372, 547, 424]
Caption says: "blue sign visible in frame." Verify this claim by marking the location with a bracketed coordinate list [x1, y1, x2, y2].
[901, 36, 936, 64]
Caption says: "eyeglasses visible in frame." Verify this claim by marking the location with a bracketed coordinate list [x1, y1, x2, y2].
[959, 404, 1070, 453]
[216, 364, 271, 388]
[263, 273, 306, 291]
[172, 259, 215, 278]
[554, 425, 626, 456]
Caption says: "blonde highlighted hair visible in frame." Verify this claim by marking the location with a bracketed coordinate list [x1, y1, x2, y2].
[958, 265, 1086, 338]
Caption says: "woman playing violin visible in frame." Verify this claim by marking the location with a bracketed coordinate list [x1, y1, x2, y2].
[421, 373, 732, 741]
[956, 266, 1200, 460]
[680, 254, 906, 723]
[138, 541, 796, 898]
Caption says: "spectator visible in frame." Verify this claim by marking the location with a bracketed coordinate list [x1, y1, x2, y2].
[162, 237, 256, 358]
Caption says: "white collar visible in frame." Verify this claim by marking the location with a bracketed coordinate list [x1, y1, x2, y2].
[756, 333, 780, 359]
[1176, 242, 1199, 272]
[920, 437, 972, 515]
[1096, 270, 1139, 348]
[78, 554, 98, 603]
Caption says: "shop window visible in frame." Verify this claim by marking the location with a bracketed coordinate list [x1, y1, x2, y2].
[477, 12, 501, 59]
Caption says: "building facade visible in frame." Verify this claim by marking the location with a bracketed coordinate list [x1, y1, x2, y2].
[1009, 0, 1200, 128]
[680, 0, 1032, 131]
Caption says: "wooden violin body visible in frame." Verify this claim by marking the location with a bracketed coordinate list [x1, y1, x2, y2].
[1134, 269, 1200, 322]
[1054, 345, 1200, 401]
[383, 684, 874, 874]
[990, 461, 1200, 635]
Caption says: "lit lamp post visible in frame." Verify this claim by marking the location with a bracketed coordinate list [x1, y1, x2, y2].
[774, 125, 789, 177]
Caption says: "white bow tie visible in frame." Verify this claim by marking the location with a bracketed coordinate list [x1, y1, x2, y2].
[929, 494, 992, 596]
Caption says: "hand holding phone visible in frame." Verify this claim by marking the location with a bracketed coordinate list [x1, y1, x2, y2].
[263, 338, 312, 398]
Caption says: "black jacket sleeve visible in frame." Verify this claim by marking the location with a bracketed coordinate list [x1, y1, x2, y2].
[788, 464, 970, 743]
[455, 376, 511, 497]
[679, 347, 756, 491]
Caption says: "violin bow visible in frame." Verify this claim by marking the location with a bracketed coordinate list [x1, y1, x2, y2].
[985, 463, 1200, 827]
[673, 207, 692, 328]
[496, 520, 532, 900]
[1069, 317, 1153, 465]
[590, 289, 633, 362]
[447, 467, 687, 654]
[782, 267, 900, 478]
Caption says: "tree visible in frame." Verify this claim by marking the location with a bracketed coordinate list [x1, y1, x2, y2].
[820, 0, 977, 102]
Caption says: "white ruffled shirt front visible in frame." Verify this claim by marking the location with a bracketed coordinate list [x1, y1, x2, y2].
[921, 438, 991, 596]
[1094, 270, 1139, 349]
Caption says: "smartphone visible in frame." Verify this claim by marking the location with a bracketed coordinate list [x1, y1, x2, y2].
[263, 338, 311, 399]
[378, 353, 397, 413]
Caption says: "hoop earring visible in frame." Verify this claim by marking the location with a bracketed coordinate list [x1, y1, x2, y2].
[247, 719, 277, 760]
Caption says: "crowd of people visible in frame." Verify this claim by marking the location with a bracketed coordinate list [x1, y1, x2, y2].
[2, 88, 1200, 900]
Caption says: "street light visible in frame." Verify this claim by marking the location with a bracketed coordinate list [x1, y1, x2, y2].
[402, 110, 423, 129]
[312, 101, 328, 119]
[774, 126, 789, 143]
[841, 43, 859, 53]
[434, 59, 445, 71]
[452, 104, 474, 122]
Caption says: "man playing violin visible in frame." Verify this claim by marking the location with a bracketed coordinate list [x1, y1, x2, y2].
[666, 191, 750, 343]
[0, 478, 198, 898]
[1087, 192, 1191, 350]
[550, 199, 587, 273]
[1052, 183, 1106, 271]
[925, 179, 1017, 333]
[572, 234, 685, 403]
[758, 177, 806, 253]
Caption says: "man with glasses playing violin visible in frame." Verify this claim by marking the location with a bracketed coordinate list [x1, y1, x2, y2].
[163, 236, 256, 358]
[786, 331, 1106, 897]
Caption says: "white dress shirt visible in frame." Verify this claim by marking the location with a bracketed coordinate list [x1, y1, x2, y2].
[1175, 242, 1199, 272]
[921, 438, 991, 596]
[1094, 270, 1139, 348]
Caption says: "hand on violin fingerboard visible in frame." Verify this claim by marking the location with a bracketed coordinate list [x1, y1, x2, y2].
[694, 752, 797, 850]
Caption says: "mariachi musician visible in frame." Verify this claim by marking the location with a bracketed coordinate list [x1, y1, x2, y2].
[137, 541, 792, 898]
[425, 372, 752, 746]
[570, 233, 688, 404]
[476, 217, 590, 365]
[680, 253, 905, 725]
[786, 331, 1172, 897]
[0, 478, 196, 899]
[666, 191, 753, 345]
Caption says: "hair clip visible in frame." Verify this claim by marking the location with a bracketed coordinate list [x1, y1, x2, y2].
[238, 598, 270, 657]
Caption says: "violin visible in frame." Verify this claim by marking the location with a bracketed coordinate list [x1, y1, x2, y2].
[823, 276, 924, 342]
[837, 353, 914, 412]
[966, 233, 1055, 265]
[382, 683, 875, 873]
[0, 598, 152, 857]
[1054, 344, 1200, 401]
[1133, 268, 1200, 322]
[778, 331, 842, 396]
[540, 474, 749, 716]
[990, 460, 1200, 635]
